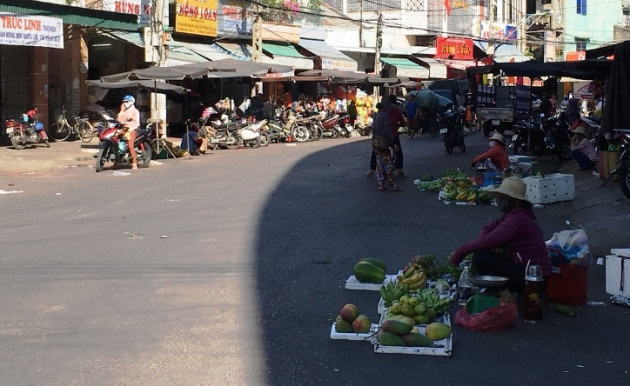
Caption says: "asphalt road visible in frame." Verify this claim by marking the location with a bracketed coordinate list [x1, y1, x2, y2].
[1, 132, 629, 385]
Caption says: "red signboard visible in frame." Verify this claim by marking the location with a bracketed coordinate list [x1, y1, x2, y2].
[435, 37, 474, 60]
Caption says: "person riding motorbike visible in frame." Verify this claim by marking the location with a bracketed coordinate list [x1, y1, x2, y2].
[116, 95, 140, 170]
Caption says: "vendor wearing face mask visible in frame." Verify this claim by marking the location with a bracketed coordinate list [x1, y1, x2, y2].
[449, 177, 551, 295]
[470, 132, 510, 172]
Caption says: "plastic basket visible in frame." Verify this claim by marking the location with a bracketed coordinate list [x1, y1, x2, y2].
[546, 247, 587, 305]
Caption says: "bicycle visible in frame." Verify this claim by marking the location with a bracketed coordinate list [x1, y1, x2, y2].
[49, 106, 95, 143]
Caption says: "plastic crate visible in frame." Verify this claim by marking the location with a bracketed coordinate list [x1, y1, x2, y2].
[523, 173, 575, 204]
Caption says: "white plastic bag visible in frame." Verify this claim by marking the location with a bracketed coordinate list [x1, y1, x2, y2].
[546, 229, 592, 266]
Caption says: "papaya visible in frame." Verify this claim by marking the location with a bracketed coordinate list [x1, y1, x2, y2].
[420, 174, 434, 182]
[381, 319, 413, 335]
[425, 322, 452, 341]
[401, 332, 433, 347]
[359, 258, 387, 273]
[353, 261, 386, 284]
[377, 331, 405, 346]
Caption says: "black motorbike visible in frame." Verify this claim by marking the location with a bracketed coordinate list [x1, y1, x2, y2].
[610, 128, 630, 199]
[440, 110, 466, 154]
[509, 114, 571, 160]
[95, 121, 154, 172]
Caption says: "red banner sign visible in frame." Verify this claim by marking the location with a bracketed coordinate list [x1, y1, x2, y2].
[435, 37, 474, 60]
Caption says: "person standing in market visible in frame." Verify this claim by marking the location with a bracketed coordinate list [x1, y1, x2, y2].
[369, 102, 402, 191]
[387, 94, 407, 177]
[448, 177, 551, 298]
[347, 99, 358, 127]
[116, 95, 140, 170]
[404, 93, 419, 136]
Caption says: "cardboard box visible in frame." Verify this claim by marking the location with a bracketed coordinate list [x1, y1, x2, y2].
[523, 173, 575, 204]
[605, 254, 630, 296]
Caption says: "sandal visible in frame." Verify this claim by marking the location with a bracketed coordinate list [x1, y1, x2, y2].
[388, 184, 403, 192]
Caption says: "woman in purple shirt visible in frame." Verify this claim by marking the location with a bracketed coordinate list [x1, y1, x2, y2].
[449, 177, 551, 294]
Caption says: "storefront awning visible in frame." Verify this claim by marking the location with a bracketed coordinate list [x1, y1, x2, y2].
[474, 41, 530, 63]
[381, 57, 429, 79]
[0, 0, 139, 31]
[171, 40, 233, 61]
[297, 38, 358, 72]
[214, 42, 251, 61]
[100, 30, 144, 47]
[434, 58, 480, 71]
[415, 57, 448, 79]
[262, 42, 313, 70]
[167, 42, 209, 65]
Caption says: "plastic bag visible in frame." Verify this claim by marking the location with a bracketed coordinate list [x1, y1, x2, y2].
[545, 229, 592, 266]
[454, 303, 518, 332]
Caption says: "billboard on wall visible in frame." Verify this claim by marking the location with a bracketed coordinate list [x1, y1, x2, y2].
[435, 36, 474, 60]
[175, 0, 218, 37]
[102, 0, 142, 15]
[0, 14, 64, 49]
[217, 0, 252, 37]
[427, 0, 478, 36]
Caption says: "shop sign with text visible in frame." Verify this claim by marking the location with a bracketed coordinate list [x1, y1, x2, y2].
[102, 0, 141, 15]
[435, 37, 473, 60]
[175, 0, 218, 37]
[0, 15, 64, 49]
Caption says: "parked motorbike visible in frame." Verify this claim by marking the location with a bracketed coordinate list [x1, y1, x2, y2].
[317, 112, 342, 138]
[238, 119, 271, 148]
[5, 108, 49, 149]
[509, 114, 571, 160]
[439, 110, 466, 154]
[609, 128, 630, 199]
[95, 121, 154, 172]
[204, 114, 243, 149]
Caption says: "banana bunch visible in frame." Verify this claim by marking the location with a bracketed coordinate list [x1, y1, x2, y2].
[380, 281, 409, 307]
[416, 288, 451, 317]
[396, 268, 427, 290]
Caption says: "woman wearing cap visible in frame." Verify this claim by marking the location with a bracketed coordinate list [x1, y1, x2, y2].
[117, 95, 140, 169]
[470, 132, 510, 172]
[449, 177, 551, 296]
[570, 125, 597, 170]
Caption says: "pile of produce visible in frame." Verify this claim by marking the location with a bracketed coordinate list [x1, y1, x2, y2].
[376, 320, 452, 347]
[414, 168, 494, 204]
[383, 288, 451, 324]
[334, 303, 372, 333]
[353, 258, 387, 284]
[379, 281, 409, 308]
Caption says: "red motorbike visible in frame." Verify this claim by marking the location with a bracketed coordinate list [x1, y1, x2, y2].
[5, 108, 49, 149]
[95, 120, 154, 172]
[318, 112, 342, 138]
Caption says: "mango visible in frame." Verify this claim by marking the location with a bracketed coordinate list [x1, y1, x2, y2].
[335, 319, 353, 333]
[425, 322, 451, 341]
[351, 314, 371, 333]
[381, 319, 413, 335]
[340, 304, 359, 323]
[377, 331, 405, 346]
[401, 332, 433, 347]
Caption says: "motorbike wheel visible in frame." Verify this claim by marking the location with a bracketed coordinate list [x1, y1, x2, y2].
[249, 137, 261, 149]
[10, 134, 25, 150]
[258, 132, 271, 147]
[444, 135, 454, 154]
[49, 123, 71, 141]
[314, 126, 324, 141]
[137, 140, 153, 167]
[95, 143, 114, 172]
[429, 120, 439, 138]
[620, 164, 630, 199]
[224, 132, 243, 149]
[293, 126, 310, 143]
[77, 121, 94, 143]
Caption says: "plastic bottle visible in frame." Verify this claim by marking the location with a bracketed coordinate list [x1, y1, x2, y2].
[118, 140, 127, 154]
[458, 262, 472, 305]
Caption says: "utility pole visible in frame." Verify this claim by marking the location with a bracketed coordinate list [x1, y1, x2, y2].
[359, 0, 363, 48]
[374, 11, 383, 100]
[150, 0, 167, 135]
[251, 5, 263, 96]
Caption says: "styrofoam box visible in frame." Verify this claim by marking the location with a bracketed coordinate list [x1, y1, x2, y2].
[373, 313, 453, 356]
[606, 254, 630, 296]
[329, 323, 379, 341]
[611, 248, 630, 258]
[344, 274, 397, 291]
[523, 173, 575, 204]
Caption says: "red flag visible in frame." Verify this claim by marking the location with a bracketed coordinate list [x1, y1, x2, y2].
[444, 0, 451, 15]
